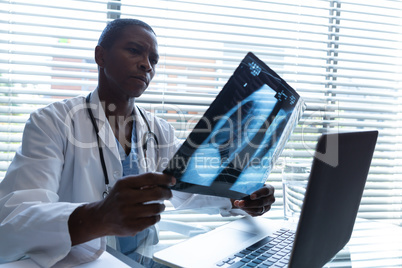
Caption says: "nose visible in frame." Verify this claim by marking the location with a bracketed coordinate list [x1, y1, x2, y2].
[139, 56, 152, 72]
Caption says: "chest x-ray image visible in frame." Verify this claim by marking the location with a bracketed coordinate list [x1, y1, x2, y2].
[165, 52, 305, 199]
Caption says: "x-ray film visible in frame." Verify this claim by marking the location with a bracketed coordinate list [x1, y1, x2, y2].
[164, 52, 305, 199]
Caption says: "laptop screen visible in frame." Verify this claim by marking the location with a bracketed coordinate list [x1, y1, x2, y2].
[164, 52, 305, 199]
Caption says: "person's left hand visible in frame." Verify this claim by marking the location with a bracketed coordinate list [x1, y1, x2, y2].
[231, 184, 275, 217]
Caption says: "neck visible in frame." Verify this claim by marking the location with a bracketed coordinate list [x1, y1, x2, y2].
[97, 87, 135, 120]
[96, 87, 135, 155]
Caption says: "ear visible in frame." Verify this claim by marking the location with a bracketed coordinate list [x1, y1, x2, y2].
[95, 45, 105, 68]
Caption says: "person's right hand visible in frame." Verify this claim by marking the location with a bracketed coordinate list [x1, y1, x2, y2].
[68, 172, 175, 246]
[98, 172, 175, 236]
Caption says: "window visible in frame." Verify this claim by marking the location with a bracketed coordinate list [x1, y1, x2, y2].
[1, 0, 401, 244]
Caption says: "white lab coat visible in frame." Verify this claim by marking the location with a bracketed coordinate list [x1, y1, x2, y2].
[0, 89, 234, 267]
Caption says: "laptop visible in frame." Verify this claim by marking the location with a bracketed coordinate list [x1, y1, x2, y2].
[154, 130, 378, 268]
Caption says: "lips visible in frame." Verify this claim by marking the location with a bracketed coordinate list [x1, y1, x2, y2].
[132, 75, 148, 85]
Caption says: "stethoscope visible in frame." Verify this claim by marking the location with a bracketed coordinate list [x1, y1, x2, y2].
[86, 93, 159, 198]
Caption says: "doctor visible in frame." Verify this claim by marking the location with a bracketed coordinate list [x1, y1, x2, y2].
[0, 18, 275, 267]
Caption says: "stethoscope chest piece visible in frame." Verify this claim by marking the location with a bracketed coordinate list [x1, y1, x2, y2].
[103, 186, 111, 199]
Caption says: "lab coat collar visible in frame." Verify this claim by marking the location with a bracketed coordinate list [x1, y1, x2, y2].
[86, 88, 120, 160]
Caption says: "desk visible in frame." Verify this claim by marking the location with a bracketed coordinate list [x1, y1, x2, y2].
[1, 217, 400, 267]
[326, 218, 402, 267]
[0, 246, 144, 268]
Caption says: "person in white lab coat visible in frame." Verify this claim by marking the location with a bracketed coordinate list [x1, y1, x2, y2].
[0, 19, 275, 267]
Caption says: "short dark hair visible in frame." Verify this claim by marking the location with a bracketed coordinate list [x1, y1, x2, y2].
[97, 18, 155, 49]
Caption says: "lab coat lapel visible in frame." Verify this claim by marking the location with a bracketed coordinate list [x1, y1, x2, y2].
[134, 105, 157, 173]
[88, 89, 120, 162]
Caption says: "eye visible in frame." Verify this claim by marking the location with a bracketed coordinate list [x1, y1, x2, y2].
[150, 58, 158, 65]
[128, 48, 140, 54]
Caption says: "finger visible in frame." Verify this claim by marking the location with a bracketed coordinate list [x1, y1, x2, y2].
[118, 173, 176, 190]
[234, 194, 275, 211]
[132, 214, 162, 232]
[139, 186, 173, 203]
[98, 199, 166, 237]
[133, 214, 162, 231]
[117, 214, 162, 237]
[233, 185, 275, 208]
[250, 184, 275, 200]
[117, 186, 173, 205]
[242, 205, 272, 217]
[122, 203, 167, 219]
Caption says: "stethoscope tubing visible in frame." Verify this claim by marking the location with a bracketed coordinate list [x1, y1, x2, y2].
[85, 92, 159, 198]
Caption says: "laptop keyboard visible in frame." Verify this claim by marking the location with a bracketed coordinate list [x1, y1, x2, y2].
[215, 228, 295, 268]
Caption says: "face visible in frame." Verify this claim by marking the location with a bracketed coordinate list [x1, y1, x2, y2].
[97, 25, 159, 99]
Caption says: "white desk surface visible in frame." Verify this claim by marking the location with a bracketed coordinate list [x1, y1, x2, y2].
[327, 218, 402, 267]
[0, 251, 131, 268]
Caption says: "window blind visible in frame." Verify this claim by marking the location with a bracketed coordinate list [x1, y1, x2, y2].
[1, 0, 401, 245]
